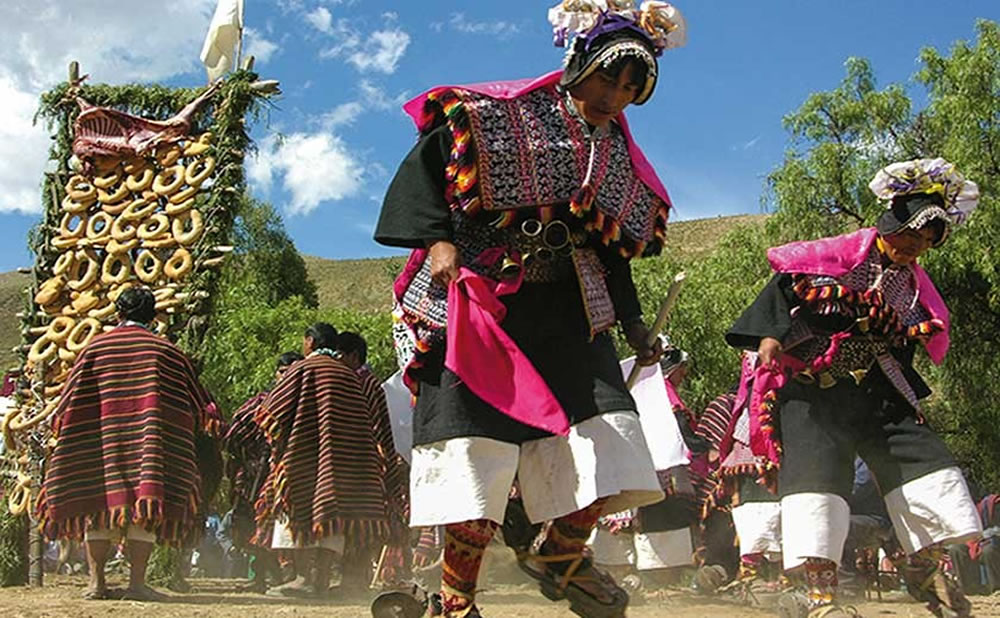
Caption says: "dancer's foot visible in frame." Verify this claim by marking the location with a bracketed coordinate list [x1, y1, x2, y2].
[518, 551, 628, 617]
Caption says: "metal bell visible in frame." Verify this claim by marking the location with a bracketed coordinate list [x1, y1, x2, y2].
[499, 255, 522, 279]
[818, 372, 836, 389]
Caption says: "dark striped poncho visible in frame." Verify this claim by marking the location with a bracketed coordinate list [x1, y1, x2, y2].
[224, 392, 269, 508]
[224, 391, 269, 547]
[254, 354, 392, 547]
[695, 393, 737, 451]
[37, 325, 219, 544]
[358, 371, 409, 540]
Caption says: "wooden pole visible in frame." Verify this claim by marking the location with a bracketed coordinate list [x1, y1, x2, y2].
[27, 518, 42, 587]
[625, 272, 686, 389]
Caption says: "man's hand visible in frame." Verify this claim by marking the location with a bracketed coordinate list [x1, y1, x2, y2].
[427, 240, 461, 287]
[758, 336, 783, 367]
[625, 321, 664, 366]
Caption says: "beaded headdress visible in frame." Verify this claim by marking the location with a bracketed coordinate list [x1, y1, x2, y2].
[548, 1, 687, 105]
[869, 158, 979, 246]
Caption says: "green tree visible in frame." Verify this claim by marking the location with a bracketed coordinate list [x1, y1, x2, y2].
[626, 224, 771, 410]
[198, 196, 319, 415]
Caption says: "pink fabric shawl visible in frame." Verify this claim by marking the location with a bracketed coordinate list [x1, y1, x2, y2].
[445, 265, 570, 436]
[402, 70, 671, 207]
[767, 227, 950, 364]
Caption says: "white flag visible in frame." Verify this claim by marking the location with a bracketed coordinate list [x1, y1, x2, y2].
[200, 0, 244, 82]
[620, 356, 689, 470]
[381, 371, 414, 462]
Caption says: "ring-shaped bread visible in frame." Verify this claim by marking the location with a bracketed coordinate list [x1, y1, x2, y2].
[47, 316, 75, 343]
[137, 213, 170, 240]
[152, 165, 185, 196]
[66, 317, 102, 352]
[163, 247, 193, 280]
[172, 209, 204, 246]
[101, 252, 133, 286]
[134, 250, 163, 284]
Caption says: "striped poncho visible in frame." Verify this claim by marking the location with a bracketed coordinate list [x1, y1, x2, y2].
[37, 325, 219, 544]
[224, 391, 269, 546]
[357, 370, 409, 540]
[253, 354, 393, 547]
[224, 392, 270, 509]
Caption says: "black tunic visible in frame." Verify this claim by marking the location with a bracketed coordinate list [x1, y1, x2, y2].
[376, 125, 643, 446]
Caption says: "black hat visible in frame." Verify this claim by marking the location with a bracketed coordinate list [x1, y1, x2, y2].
[560, 29, 659, 105]
[876, 192, 949, 247]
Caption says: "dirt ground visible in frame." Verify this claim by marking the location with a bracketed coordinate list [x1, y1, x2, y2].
[1, 575, 1000, 618]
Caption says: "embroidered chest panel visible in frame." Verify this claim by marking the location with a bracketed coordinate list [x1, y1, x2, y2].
[456, 86, 663, 246]
[801, 247, 931, 329]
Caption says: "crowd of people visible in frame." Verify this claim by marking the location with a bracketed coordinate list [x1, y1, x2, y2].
[26, 2, 989, 618]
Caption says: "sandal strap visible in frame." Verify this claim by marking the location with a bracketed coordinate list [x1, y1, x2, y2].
[518, 551, 596, 593]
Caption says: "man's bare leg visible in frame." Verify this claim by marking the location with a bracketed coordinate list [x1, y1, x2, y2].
[267, 549, 316, 596]
[84, 540, 110, 599]
[123, 540, 168, 601]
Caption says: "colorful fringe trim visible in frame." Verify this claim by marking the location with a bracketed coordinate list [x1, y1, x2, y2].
[791, 276, 946, 345]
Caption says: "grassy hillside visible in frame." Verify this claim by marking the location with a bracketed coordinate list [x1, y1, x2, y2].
[304, 214, 766, 312]
[0, 214, 766, 370]
[0, 272, 25, 372]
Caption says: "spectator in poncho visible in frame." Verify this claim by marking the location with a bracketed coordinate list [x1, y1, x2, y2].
[336, 331, 410, 589]
[37, 287, 221, 602]
[255, 323, 397, 597]
[224, 350, 302, 592]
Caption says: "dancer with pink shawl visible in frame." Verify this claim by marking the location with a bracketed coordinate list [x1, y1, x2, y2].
[373, 3, 687, 616]
[725, 159, 982, 618]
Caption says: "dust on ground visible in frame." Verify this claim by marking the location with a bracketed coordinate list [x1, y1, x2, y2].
[2, 575, 1000, 617]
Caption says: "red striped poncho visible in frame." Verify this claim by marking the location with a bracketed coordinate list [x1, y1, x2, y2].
[253, 354, 393, 547]
[37, 325, 219, 544]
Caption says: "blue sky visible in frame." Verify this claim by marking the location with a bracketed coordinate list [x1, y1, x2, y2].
[0, 1, 994, 271]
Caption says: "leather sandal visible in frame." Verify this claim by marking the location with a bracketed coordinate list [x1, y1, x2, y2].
[517, 551, 628, 617]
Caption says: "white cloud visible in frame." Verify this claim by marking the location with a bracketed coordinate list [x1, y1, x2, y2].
[2, 0, 216, 91]
[358, 79, 408, 111]
[245, 27, 280, 64]
[315, 17, 409, 75]
[317, 18, 362, 59]
[0, 73, 48, 213]
[249, 133, 364, 216]
[347, 29, 410, 74]
[0, 0, 218, 214]
[730, 135, 761, 152]
[439, 13, 521, 38]
[320, 101, 364, 128]
[304, 6, 333, 34]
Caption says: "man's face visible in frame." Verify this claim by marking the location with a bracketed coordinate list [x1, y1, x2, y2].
[668, 364, 688, 387]
[568, 63, 640, 129]
[341, 351, 361, 371]
[882, 226, 937, 265]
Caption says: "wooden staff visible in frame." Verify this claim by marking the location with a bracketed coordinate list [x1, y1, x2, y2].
[625, 271, 686, 390]
[370, 544, 389, 589]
